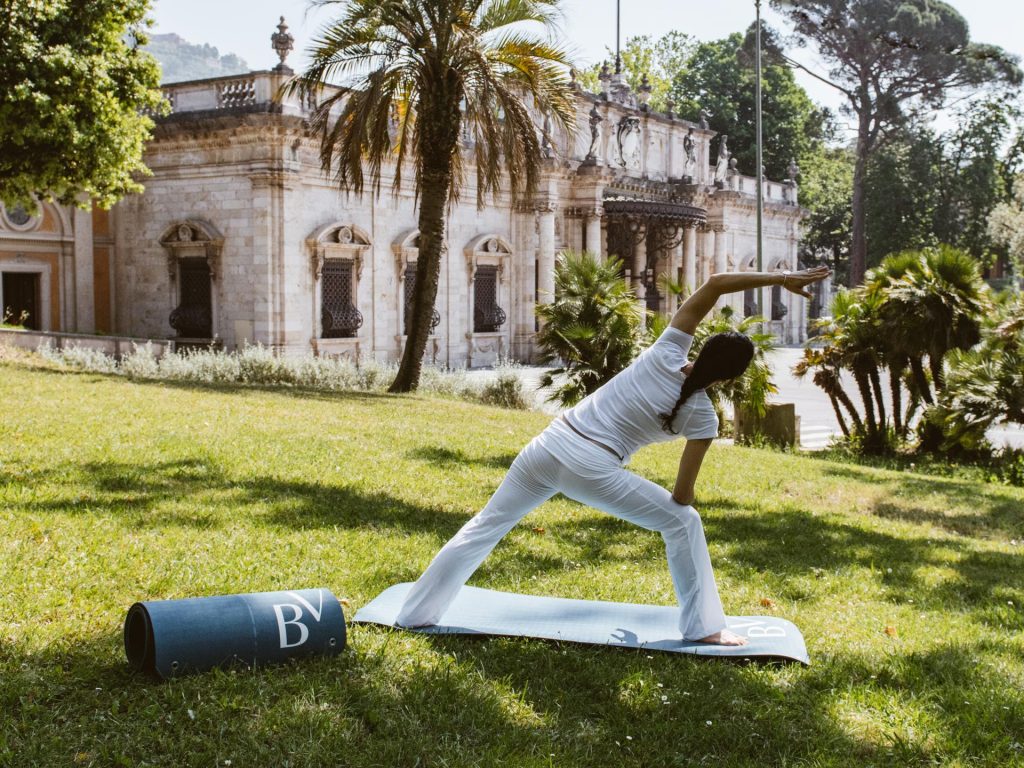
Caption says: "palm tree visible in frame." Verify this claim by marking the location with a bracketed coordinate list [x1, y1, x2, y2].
[876, 246, 989, 401]
[535, 251, 645, 406]
[292, 0, 576, 392]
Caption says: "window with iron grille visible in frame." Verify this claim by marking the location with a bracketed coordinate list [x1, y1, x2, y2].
[404, 263, 440, 336]
[169, 258, 212, 338]
[771, 283, 788, 321]
[321, 259, 363, 338]
[474, 265, 506, 332]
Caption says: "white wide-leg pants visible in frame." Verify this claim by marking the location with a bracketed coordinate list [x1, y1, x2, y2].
[396, 419, 728, 640]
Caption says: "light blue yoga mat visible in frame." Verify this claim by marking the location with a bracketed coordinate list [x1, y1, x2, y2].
[354, 583, 810, 665]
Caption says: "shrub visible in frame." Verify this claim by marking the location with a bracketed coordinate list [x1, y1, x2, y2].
[478, 359, 530, 410]
[33, 343, 535, 411]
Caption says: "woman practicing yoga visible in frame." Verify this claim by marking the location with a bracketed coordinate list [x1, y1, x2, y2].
[397, 265, 831, 645]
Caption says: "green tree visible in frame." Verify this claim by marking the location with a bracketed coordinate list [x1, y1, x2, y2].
[577, 32, 693, 113]
[863, 122, 942, 266]
[798, 145, 854, 283]
[772, 0, 1022, 285]
[0, 0, 164, 210]
[292, 0, 576, 393]
[988, 174, 1024, 280]
[860, 97, 1021, 271]
[535, 252, 645, 407]
[926, 293, 1024, 455]
[670, 24, 829, 180]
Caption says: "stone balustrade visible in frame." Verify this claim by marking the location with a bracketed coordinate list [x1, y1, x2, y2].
[155, 71, 341, 118]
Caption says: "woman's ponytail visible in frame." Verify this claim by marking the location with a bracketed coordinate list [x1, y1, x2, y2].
[659, 331, 755, 434]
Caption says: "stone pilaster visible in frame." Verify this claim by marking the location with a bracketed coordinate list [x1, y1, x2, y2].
[536, 202, 557, 312]
[73, 206, 95, 332]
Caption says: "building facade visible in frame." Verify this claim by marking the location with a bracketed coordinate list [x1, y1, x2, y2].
[0, 56, 808, 367]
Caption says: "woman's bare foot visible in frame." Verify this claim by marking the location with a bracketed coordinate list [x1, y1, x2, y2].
[696, 628, 748, 646]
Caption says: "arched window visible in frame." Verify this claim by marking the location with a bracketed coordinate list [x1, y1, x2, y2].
[307, 223, 368, 344]
[392, 230, 441, 339]
[159, 219, 223, 341]
[464, 234, 512, 366]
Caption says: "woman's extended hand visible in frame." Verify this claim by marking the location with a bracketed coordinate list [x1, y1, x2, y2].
[781, 265, 831, 298]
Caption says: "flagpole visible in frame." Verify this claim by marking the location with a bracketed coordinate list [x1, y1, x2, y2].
[755, 0, 765, 322]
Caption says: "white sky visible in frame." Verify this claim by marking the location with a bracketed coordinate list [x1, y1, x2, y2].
[151, 0, 1024, 138]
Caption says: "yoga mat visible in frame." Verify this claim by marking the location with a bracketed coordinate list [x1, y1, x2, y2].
[354, 583, 809, 665]
[124, 588, 346, 679]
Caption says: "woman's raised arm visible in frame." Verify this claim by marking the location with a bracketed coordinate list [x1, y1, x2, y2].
[668, 266, 832, 335]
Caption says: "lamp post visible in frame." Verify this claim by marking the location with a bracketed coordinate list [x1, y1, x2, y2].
[755, 0, 766, 324]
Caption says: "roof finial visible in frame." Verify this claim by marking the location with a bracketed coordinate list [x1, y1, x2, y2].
[271, 16, 294, 74]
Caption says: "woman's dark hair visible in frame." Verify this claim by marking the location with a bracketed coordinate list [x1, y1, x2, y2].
[659, 331, 755, 434]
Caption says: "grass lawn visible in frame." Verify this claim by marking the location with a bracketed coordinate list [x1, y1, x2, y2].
[1, 359, 1022, 767]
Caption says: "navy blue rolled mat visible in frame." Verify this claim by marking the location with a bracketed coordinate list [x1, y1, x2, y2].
[354, 583, 809, 665]
[124, 588, 346, 679]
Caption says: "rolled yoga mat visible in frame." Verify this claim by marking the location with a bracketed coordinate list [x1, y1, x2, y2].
[355, 583, 809, 665]
[124, 588, 346, 679]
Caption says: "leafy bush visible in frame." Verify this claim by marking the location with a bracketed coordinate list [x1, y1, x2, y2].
[919, 292, 1024, 455]
[535, 251, 645, 407]
[479, 360, 530, 410]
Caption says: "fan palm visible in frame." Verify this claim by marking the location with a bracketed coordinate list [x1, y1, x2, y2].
[876, 246, 989, 398]
[291, 0, 576, 392]
[535, 251, 645, 407]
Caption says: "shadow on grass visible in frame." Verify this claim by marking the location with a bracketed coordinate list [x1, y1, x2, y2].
[0, 457, 469, 537]
[406, 446, 520, 471]
[818, 463, 1023, 541]
[5, 625, 1022, 766]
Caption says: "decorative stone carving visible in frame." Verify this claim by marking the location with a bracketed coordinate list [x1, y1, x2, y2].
[616, 115, 641, 169]
[682, 127, 697, 183]
[714, 134, 731, 187]
[271, 16, 294, 73]
[637, 73, 652, 110]
[585, 103, 602, 163]
[159, 219, 224, 282]
[307, 223, 369, 281]
[540, 113, 553, 159]
[787, 158, 800, 184]
[699, 109, 710, 129]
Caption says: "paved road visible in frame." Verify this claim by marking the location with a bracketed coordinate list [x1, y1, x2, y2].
[467, 348, 1024, 451]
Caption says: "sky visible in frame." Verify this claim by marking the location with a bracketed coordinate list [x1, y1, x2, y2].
[151, 0, 1024, 138]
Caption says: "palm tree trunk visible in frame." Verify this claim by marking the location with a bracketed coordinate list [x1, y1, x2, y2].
[855, 369, 877, 435]
[390, 96, 460, 393]
[835, 387, 864, 433]
[869, 363, 886, 432]
[889, 362, 903, 437]
[928, 352, 946, 393]
[829, 393, 850, 438]
[909, 356, 933, 405]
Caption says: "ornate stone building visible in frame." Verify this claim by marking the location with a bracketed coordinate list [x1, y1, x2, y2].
[0, 31, 807, 367]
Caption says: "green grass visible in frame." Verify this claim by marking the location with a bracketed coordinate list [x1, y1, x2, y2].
[1, 359, 1022, 767]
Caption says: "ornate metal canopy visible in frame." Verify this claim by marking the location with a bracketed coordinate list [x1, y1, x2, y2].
[602, 197, 706, 228]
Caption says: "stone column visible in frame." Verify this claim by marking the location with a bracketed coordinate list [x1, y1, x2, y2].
[633, 227, 646, 300]
[585, 209, 603, 259]
[536, 203, 556, 312]
[713, 227, 728, 308]
[682, 225, 697, 294]
[670, 238, 683, 313]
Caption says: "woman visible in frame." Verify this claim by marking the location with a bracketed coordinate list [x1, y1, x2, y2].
[397, 265, 831, 645]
